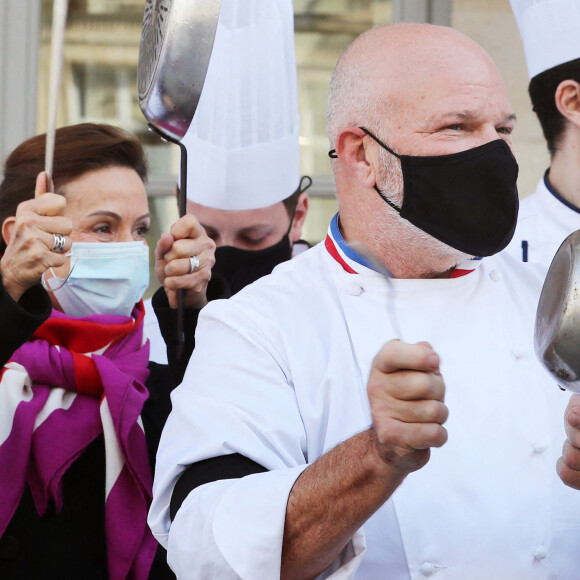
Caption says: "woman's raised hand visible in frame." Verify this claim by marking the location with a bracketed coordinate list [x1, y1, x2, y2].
[0, 171, 72, 301]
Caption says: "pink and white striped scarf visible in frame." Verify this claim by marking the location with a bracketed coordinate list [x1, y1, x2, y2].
[0, 302, 157, 580]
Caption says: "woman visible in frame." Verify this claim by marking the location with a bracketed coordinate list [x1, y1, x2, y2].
[0, 123, 214, 579]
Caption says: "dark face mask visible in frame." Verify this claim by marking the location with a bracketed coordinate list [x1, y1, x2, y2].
[212, 234, 293, 297]
[342, 128, 519, 257]
[212, 175, 312, 295]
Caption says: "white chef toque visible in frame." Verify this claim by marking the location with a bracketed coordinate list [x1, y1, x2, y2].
[181, 0, 300, 211]
[509, 0, 580, 79]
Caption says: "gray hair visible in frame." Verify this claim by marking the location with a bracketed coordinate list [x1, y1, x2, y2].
[326, 26, 387, 149]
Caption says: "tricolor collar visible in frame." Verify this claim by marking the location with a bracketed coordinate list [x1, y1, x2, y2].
[325, 213, 482, 278]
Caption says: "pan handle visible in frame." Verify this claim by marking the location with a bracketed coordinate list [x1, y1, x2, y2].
[45, 0, 69, 184]
[175, 142, 188, 360]
[147, 124, 186, 360]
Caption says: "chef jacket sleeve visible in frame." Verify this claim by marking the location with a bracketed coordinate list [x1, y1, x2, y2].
[166, 469, 367, 579]
[149, 296, 367, 579]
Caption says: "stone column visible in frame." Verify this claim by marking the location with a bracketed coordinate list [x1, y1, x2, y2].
[0, 0, 41, 166]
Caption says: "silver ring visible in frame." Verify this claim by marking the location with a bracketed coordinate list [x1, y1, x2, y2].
[188, 255, 200, 274]
[52, 233, 66, 253]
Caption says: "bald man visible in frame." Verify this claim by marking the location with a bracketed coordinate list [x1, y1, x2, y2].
[150, 24, 580, 578]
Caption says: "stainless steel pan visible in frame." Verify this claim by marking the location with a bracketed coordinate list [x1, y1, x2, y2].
[137, 0, 222, 356]
[534, 230, 580, 392]
[138, 0, 222, 146]
[45, 0, 69, 183]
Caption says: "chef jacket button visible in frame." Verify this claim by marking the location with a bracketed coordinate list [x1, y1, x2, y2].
[533, 442, 548, 454]
[345, 281, 363, 296]
[489, 269, 502, 283]
[533, 545, 548, 560]
[420, 562, 435, 576]
[0, 535, 19, 560]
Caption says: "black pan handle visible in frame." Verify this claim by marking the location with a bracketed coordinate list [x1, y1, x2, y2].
[147, 124, 186, 360]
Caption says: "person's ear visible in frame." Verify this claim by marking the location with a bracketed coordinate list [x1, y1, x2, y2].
[2, 217, 15, 248]
[334, 127, 377, 188]
[555, 80, 580, 128]
[289, 192, 309, 242]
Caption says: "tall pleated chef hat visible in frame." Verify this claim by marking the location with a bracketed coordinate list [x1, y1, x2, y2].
[181, 0, 300, 210]
[510, 0, 580, 79]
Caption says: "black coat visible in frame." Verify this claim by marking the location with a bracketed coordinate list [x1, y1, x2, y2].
[0, 279, 226, 580]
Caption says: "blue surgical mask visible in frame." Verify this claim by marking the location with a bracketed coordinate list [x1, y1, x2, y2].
[43, 241, 150, 318]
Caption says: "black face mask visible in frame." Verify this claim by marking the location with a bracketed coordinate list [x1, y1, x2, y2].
[212, 175, 312, 295]
[331, 129, 520, 257]
[212, 234, 293, 297]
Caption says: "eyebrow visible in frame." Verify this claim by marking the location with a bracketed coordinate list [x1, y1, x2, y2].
[435, 111, 518, 123]
[500, 113, 518, 124]
[238, 225, 275, 233]
[201, 223, 275, 234]
[86, 210, 151, 222]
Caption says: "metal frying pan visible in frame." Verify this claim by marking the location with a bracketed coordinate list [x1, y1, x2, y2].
[534, 230, 580, 392]
[137, 0, 222, 356]
[138, 0, 222, 145]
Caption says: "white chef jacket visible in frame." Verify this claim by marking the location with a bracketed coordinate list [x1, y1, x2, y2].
[503, 172, 580, 272]
[149, 217, 580, 579]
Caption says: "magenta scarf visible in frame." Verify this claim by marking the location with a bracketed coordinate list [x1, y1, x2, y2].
[0, 302, 158, 580]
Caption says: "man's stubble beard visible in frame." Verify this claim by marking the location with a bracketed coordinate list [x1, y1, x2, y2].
[374, 147, 472, 277]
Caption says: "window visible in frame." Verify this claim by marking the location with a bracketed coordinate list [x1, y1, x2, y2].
[293, 0, 392, 241]
[37, 0, 393, 293]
